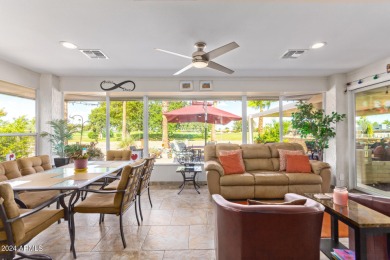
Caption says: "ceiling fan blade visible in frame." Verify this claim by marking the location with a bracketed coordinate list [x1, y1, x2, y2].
[207, 61, 234, 74]
[155, 48, 192, 59]
[173, 64, 193, 75]
[202, 42, 239, 60]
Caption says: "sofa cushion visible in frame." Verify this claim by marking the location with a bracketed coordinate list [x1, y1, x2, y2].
[278, 149, 304, 171]
[218, 150, 245, 175]
[250, 172, 289, 185]
[216, 144, 240, 157]
[243, 158, 275, 172]
[220, 173, 255, 186]
[240, 144, 271, 159]
[267, 143, 305, 158]
[0, 161, 22, 180]
[286, 155, 311, 173]
[286, 173, 322, 185]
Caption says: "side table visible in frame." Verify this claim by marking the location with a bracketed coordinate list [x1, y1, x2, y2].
[176, 164, 203, 194]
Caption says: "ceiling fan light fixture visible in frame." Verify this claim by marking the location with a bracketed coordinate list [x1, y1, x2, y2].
[193, 60, 208, 68]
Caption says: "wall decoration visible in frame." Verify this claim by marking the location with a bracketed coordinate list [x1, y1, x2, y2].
[100, 80, 136, 91]
[200, 81, 213, 91]
[180, 81, 193, 91]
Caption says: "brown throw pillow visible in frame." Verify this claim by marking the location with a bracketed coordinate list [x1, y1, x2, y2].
[247, 199, 307, 205]
[218, 150, 245, 175]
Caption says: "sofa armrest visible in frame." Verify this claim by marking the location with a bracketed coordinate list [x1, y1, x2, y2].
[309, 160, 331, 193]
[309, 160, 330, 175]
[205, 161, 224, 176]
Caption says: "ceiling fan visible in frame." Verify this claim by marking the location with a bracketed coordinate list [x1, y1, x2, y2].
[155, 41, 239, 75]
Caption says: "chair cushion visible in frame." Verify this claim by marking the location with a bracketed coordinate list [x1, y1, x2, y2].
[278, 149, 304, 171]
[17, 209, 63, 246]
[286, 155, 311, 173]
[286, 173, 322, 185]
[0, 183, 24, 244]
[104, 180, 119, 190]
[74, 193, 120, 214]
[0, 161, 22, 180]
[18, 190, 60, 209]
[17, 155, 52, 176]
[106, 150, 131, 161]
[218, 150, 245, 175]
[220, 173, 255, 186]
[251, 172, 289, 185]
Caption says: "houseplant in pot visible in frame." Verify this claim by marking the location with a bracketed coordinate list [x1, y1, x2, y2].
[40, 119, 78, 167]
[291, 101, 346, 161]
[68, 145, 89, 170]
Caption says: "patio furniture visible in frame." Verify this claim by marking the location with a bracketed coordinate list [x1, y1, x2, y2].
[106, 150, 131, 161]
[103, 157, 156, 222]
[212, 193, 324, 260]
[176, 164, 203, 194]
[70, 160, 145, 257]
[170, 141, 194, 163]
[0, 183, 65, 260]
[0, 157, 60, 209]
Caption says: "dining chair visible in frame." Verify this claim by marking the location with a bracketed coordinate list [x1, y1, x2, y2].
[103, 157, 155, 222]
[70, 160, 145, 258]
[0, 183, 65, 260]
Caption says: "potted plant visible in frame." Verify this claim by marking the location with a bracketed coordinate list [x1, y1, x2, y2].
[40, 119, 78, 167]
[68, 145, 89, 170]
[291, 101, 346, 161]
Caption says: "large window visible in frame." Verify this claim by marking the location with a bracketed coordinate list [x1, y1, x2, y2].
[354, 85, 390, 194]
[0, 81, 36, 161]
[148, 99, 242, 164]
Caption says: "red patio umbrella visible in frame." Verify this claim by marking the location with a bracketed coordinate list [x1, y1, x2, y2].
[163, 102, 242, 144]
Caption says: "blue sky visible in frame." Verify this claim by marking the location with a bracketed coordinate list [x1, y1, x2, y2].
[0, 94, 35, 121]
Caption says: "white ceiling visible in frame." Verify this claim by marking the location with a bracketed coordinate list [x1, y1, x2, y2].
[0, 0, 390, 77]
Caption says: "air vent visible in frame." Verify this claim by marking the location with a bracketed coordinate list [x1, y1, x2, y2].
[281, 49, 308, 59]
[79, 49, 109, 59]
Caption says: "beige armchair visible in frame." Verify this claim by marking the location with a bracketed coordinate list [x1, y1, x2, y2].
[106, 150, 131, 161]
[0, 183, 64, 260]
[70, 160, 145, 258]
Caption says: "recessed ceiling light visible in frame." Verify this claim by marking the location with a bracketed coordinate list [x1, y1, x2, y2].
[60, 41, 78, 49]
[311, 42, 326, 49]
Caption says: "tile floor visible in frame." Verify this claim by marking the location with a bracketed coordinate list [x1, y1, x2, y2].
[24, 184, 347, 259]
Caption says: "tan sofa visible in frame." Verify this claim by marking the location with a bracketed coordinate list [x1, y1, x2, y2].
[205, 143, 331, 200]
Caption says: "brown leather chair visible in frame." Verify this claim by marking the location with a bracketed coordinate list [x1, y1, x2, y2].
[348, 193, 390, 260]
[212, 193, 324, 260]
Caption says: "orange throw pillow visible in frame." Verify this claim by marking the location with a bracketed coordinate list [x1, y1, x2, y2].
[218, 150, 245, 175]
[286, 155, 311, 173]
[278, 149, 304, 171]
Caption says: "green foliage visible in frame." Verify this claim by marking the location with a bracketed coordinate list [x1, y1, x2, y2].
[87, 131, 99, 142]
[255, 120, 291, 143]
[0, 109, 36, 161]
[65, 142, 103, 160]
[248, 100, 273, 111]
[119, 136, 135, 149]
[291, 101, 346, 160]
[383, 120, 390, 127]
[232, 120, 242, 133]
[40, 119, 78, 157]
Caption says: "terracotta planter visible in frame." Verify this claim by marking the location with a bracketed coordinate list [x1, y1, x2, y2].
[74, 159, 88, 170]
[373, 146, 386, 161]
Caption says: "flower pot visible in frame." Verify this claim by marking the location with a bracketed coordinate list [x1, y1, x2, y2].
[54, 158, 70, 167]
[374, 146, 386, 160]
[74, 159, 88, 170]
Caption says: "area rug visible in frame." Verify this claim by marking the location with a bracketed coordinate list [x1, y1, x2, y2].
[230, 200, 348, 238]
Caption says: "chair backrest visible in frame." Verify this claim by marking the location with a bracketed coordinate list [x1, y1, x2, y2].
[138, 157, 155, 194]
[348, 193, 390, 216]
[106, 150, 131, 161]
[0, 183, 25, 252]
[0, 161, 22, 181]
[114, 160, 145, 211]
[176, 142, 187, 151]
[16, 155, 52, 176]
[212, 194, 324, 260]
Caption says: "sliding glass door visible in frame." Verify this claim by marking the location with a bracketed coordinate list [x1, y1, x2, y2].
[354, 84, 390, 195]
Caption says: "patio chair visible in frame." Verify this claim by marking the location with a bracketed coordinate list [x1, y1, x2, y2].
[70, 160, 145, 258]
[103, 157, 156, 222]
[170, 141, 194, 163]
[0, 183, 65, 260]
